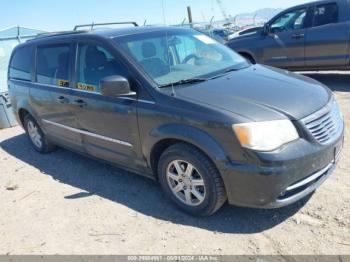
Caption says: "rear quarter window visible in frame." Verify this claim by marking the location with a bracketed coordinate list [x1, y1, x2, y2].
[9, 46, 33, 81]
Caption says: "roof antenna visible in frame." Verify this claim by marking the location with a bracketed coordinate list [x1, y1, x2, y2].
[162, 0, 175, 97]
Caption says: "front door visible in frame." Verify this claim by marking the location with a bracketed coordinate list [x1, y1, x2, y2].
[69, 42, 143, 169]
[261, 7, 309, 69]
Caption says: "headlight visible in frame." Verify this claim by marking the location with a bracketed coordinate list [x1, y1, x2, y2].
[233, 120, 299, 151]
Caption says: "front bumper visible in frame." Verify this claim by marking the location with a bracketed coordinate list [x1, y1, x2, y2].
[264, 162, 335, 208]
[221, 132, 344, 209]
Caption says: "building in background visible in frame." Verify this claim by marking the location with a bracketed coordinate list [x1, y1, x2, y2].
[0, 26, 46, 128]
[0, 26, 46, 93]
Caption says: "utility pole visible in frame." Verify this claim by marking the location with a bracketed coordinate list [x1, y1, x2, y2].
[187, 6, 193, 27]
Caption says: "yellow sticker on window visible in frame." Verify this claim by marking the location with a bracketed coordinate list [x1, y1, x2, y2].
[57, 79, 69, 87]
[76, 82, 96, 92]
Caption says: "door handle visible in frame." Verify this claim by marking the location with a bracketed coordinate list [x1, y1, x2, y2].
[57, 96, 69, 104]
[73, 99, 87, 108]
[292, 33, 305, 39]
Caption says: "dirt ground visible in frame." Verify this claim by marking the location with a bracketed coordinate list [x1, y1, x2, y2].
[0, 72, 349, 255]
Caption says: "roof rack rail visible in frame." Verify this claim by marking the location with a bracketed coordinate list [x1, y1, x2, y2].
[34, 30, 88, 39]
[73, 22, 139, 31]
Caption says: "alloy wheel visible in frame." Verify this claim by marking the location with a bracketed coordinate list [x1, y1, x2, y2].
[166, 160, 206, 206]
[27, 120, 43, 148]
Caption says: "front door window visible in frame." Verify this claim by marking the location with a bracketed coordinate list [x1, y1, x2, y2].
[76, 44, 127, 93]
[270, 8, 307, 33]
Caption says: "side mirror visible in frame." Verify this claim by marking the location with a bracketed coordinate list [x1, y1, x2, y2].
[100, 75, 135, 97]
[262, 23, 270, 35]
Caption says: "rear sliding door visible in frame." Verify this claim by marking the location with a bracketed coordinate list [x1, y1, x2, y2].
[32, 43, 83, 150]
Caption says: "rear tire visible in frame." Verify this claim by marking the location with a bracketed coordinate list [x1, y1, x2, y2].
[158, 143, 227, 216]
[24, 114, 56, 153]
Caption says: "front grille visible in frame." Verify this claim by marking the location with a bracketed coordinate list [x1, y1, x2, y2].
[302, 99, 344, 145]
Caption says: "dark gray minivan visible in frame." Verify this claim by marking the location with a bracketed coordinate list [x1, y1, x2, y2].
[8, 25, 344, 216]
[228, 0, 350, 71]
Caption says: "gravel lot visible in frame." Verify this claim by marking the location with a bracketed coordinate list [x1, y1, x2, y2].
[0, 72, 349, 255]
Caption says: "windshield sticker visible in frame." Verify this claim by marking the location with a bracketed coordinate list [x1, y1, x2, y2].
[194, 35, 217, 44]
[57, 79, 69, 87]
[76, 82, 96, 92]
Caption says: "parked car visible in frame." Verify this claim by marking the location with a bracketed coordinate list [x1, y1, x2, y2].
[8, 24, 344, 216]
[228, 26, 262, 40]
[199, 28, 231, 43]
[227, 0, 350, 71]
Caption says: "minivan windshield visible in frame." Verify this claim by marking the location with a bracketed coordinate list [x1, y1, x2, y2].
[114, 29, 249, 87]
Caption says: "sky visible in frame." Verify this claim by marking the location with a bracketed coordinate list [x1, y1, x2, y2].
[0, 0, 311, 31]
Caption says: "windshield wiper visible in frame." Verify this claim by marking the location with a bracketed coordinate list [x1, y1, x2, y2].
[210, 65, 249, 80]
[223, 67, 242, 73]
[159, 78, 207, 88]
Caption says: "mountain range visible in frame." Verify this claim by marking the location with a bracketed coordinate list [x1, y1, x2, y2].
[237, 8, 284, 20]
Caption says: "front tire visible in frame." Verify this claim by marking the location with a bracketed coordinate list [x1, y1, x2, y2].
[158, 143, 227, 216]
[24, 114, 55, 153]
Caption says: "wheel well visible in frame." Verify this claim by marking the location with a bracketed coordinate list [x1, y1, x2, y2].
[150, 138, 217, 180]
[239, 52, 256, 64]
[18, 108, 29, 126]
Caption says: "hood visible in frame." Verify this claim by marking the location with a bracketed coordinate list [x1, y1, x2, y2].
[229, 28, 262, 40]
[229, 30, 260, 42]
[176, 65, 331, 122]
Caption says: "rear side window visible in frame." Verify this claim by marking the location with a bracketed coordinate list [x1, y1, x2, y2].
[9, 46, 33, 81]
[36, 44, 70, 87]
[313, 3, 338, 27]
